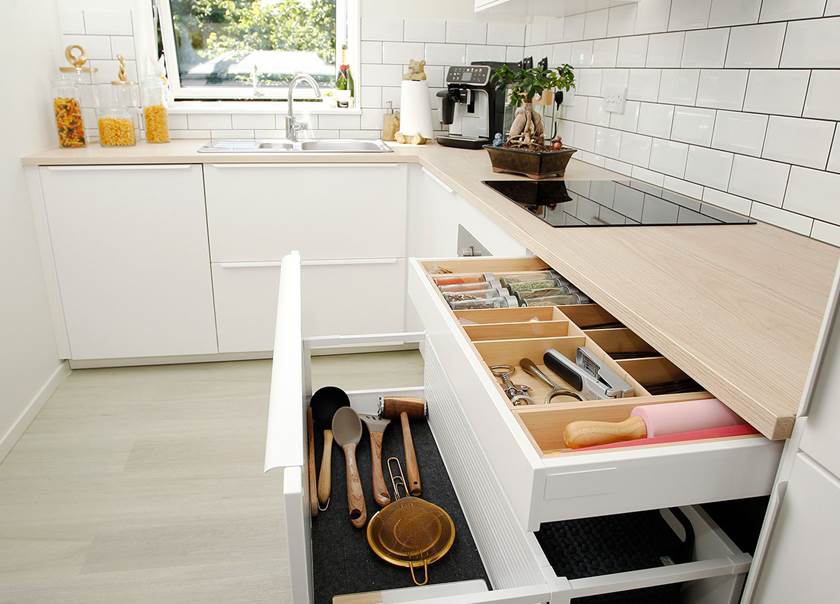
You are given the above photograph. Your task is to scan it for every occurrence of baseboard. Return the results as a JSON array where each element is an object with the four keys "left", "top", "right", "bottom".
[{"left": 0, "top": 361, "right": 70, "bottom": 463}]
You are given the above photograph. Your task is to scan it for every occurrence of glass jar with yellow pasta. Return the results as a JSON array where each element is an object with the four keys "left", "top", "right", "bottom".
[
  {"left": 98, "top": 107, "right": 136, "bottom": 146},
  {"left": 141, "top": 78, "right": 170, "bottom": 143}
]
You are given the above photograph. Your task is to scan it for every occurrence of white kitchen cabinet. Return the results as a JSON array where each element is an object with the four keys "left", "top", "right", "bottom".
[
  {"left": 204, "top": 163, "right": 407, "bottom": 262},
  {"left": 749, "top": 453, "right": 840, "bottom": 604},
  {"left": 213, "top": 258, "right": 405, "bottom": 352},
  {"left": 38, "top": 165, "right": 217, "bottom": 360},
  {"left": 407, "top": 167, "right": 461, "bottom": 259},
  {"left": 266, "top": 251, "right": 752, "bottom": 604}
]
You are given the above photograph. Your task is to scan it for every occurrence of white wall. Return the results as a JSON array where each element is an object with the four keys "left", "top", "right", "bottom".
[{"left": 0, "top": 0, "right": 64, "bottom": 460}]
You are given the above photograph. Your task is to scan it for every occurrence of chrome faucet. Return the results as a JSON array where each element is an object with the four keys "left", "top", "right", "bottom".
[{"left": 286, "top": 73, "right": 322, "bottom": 141}]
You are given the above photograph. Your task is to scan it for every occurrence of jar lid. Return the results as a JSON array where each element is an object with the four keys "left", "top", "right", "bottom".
[
  {"left": 58, "top": 44, "right": 97, "bottom": 74},
  {"left": 111, "top": 55, "right": 135, "bottom": 86}
]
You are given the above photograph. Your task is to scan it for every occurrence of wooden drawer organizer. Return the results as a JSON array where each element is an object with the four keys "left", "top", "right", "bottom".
[{"left": 408, "top": 255, "right": 784, "bottom": 529}]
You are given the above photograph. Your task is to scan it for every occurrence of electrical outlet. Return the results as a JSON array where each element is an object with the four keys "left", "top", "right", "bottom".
[{"left": 603, "top": 87, "right": 627, "bottom": 113}]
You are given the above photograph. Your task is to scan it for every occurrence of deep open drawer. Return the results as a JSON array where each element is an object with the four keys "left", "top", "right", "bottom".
[{"left": 407, "top": 256, "right": 784, "bottom": 531}]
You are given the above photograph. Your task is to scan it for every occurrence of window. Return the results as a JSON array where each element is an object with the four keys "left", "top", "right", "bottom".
[{"left": 155, "top": 0, "right": 356, "bottom": 101}]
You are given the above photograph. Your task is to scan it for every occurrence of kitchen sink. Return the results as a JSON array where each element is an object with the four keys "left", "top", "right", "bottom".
[{"left": 197, "top": 138, "right": 392, "bottom": 153}]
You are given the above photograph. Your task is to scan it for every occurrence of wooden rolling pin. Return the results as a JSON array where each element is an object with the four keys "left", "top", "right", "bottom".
[{"left": 564, "top": 398, "right": 746, "bottom": 449}]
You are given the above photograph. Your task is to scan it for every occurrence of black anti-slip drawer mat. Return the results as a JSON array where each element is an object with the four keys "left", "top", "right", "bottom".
[
  {"left": 535, "top": 508, "right": 695, "bottom": 604},
  {"left": 311, "top": 414, "right": 488, "bottom": 603}
]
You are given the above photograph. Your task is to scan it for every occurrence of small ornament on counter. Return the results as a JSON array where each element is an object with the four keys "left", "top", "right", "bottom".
[
  {"left": 403, "top": 59, "right": 427, "bottom": 81},
  {"left": 492, "top": 133, "right": 503, "bottom": 147},
  {"left": 394, "top": 131, "right": 427, "bottom": 145},
  {"left": 52, "top": 45, "right": 97, "bottom": 148}
]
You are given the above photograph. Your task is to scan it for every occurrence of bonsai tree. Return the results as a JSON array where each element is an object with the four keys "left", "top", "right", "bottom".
[{"left": 491, "top": 63, "right": 575, "bottom": 149}]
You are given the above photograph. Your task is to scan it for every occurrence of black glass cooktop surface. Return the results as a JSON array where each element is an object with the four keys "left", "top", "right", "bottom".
[{"left": 483, "top": 179, "right": 755, "bottom": 227}]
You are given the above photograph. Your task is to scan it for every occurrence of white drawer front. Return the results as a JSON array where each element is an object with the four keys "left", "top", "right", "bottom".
[
  {"left": 205, "top": 163, "right": 407, "bottom": 262},
  {"left": 213, "top": 258, "right": 406, "bottom": 352},
  {"left": 407, "top": 257, "right": 784, "bottom": 530}
]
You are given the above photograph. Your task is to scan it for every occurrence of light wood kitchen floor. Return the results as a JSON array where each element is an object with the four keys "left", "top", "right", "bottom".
[{"left": 0, "top": 352, "right": 423, "bottom": 604}]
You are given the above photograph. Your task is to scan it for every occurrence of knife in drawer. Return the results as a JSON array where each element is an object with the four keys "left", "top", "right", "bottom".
[{"left": 544, "top": 348, "right": 632, "bottom": 400}]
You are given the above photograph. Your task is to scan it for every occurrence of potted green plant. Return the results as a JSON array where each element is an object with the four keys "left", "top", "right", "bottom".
[{"left": 485, "top": 63, "right": 576, "bottom": 179}]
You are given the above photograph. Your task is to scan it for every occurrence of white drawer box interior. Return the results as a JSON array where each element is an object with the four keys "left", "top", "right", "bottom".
[
  {"left": 407, "top": 256, "right": 784, "bottom": 530},
  {"left": 213, "top": 258, "right": 406, "bottom": 352},
  {"left": 204, "top": 163, "right": 407, "bottom": 262}
]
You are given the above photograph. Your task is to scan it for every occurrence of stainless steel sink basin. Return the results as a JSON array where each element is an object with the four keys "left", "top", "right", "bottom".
[{"left": 198, "top": 138, "right": 392, "bottom": 154}]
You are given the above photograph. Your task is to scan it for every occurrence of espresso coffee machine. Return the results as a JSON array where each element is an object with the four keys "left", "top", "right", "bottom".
[{"left": 436, "top": 62, "right": 508, "bottom": 149}]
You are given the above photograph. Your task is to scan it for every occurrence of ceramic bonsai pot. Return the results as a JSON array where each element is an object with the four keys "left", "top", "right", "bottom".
[{"left": 484, "top": 145, "right": 577, "bottom": 180}]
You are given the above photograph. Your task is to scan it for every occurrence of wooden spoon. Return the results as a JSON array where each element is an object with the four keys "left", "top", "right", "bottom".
[
  {"left": 310, "top": 387, "right": 350, "bottom": 507},
  {"left": 332, "top": 406, "right": 366, "bottom": 528}
]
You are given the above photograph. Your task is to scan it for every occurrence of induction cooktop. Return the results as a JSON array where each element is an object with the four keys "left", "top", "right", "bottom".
[{"left": 483, "top": 179, "right": 755, "bottom": 227}]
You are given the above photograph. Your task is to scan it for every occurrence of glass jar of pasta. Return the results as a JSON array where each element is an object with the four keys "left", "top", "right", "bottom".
[
  {"left": 141, "top": 78, "right": 170, "bottom": 143},
  {"left": 97, "top": 56, "right": 138, "bottom": 147},
  {"left": 52, "top": 45, "right": 96, "bottom": 148}
]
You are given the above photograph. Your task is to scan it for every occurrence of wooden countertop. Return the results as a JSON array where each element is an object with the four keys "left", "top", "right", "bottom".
[{"left": 24, "top": 141, "right": 840, "bottom": 439}]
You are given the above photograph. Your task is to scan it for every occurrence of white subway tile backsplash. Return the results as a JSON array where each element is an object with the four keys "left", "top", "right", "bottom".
[
  {"left": 231, "top": 114, "right": 275, "bottom": 130},
  {"left": 361, "top": 86, "right": 382, "bottom": 109},
  {"left": 62, "top": 34, "right": 111, "bottom": 60},
  {"left": 506, "top": 46, "right": 524, "bottom": 62},
  {"left": 684, "top": 146, "right": 733, "bottom": 189},
  {"left": 360, "top": 108, "right": 386, "bottom": 130},
  {"left": 425, "top": 43, "right": 466, "bottom": 65},
  {"left": 602, "top": 68, "right": 630, "bottom": 91},
  {"left": 709, "top": 0, "right": 761, "bottom": 26},
  {"left": 632, "top": 165, "right": 666, "bottom": 186},
  {"left": 646, "top": 32, "right": 685, "bottom": 67},
  {"left": 360, "top": 41, "right": 382, "bottom": 63},
  {"left": 575, "top": 122, "right": 597, "bottom": 151},
  {"left": 608, "top": 4, "right": 637, "bottom": 37},
  {"left": 564, "top": 14, "right": 586, "bottom": 41},
  {"left": 729, "top": 155, "right": 790, "bottom": 207},
  {"left": 804, "top": 71, "right": 840, "bottom": 120},
  {"left": 170, "top": 130, "right": 210, "bottom": 140},
  {"left": 610, "top": 100, "right": 641, "bottom": 132},
  {"left": 829, "top": 130, "right": 840, "bottom": 173},
  {"left": 562, "top": 93, "right": 588, "bottom": 121},
  {"left": 635, "top": 0, "right": 672, "bottom": 34},
  {"left": 784, "top": 167, "right": 840, "bottom": 225},
  {"left": 650, "top": 139, "right": 690, "bottom": 177},
  {"left": 592, "top": 38, "right": 619, "bottom": 67},
  {"left": 681, "top": 28, "right": 729, "bottom": 67},
  {"left": 404, "top": 19, "right": 445, "bottom": 43},
  {"left": 361, "top": 17, "right": 403, "bottom": 41},
  {"left": 187, "top": 113, "right": 232, "bottom": 130},
  {"left": 627, "top": 69, "right": 662, "bottom": 102},
  {"left": 487, "top": 22, "right": 525, "bottom": 46},
  {"left": 168, "top": 114, "right": 188, "bottom": 130},
  {"left": 577, "top": 69, "right": 603, "bottom": 96},
  {"left": 361, "top": 64, "right": 402, "bottom": 87},
  {"left": 617, "top": 36, "right": 649, "bottom": 67},
  {"left": 59, "top": 9, "right": 85, "bottom": 34},
  {"left": 703, "top": 187, "right": 753, "bottom": 215},
  {"left": 760, "top": 0, "right": 827, "bottom": 22},
  {"left": 743, "top": 70, "right": 809, "bottom": 116},
  {"left": 725, "top": 23, "right": 785, "bottom": 68},
  {"left": 668, "top": 0, "right": 712, "bottom": 31},
  {"left": 546, "top": 18, "right": 566, "bottom": 43},
  {"left": 381, "top": 42, "right": 425, "bottom": 64},
  {"left": 711, "top": 111, "right": 767, "bottom": 156},
  {"left": 318, "top": 114, "right": 362, "bottom": 130},
  {"left": 109, "top": 36, "right": 135, "bottom": 60},
  {"left": 423, "top": 65, "right": 445, "bottom": 88},
  {"left": 595, "top": 127, "right": 622, "bottom": 158},
  {"left": 671, "top": 106, "right": 716, "bottom": 145},
  {"left": 570, "top": 41, "right": 594, "bottom": 67},
  {"left": 446, "top": 21, "right": 487, "bottom": 44},
  {"left": 763, "top": 116, "right": 835, "bottom": 169},
  {"left": 812, "top": 221, "right": 840, "bottom": 246},
  {"left": 526, "top": 19, "right": 548, "bottom": 45},
  {"left": 751, "top": 203, "right": 813, "bottom": 234},
  {"left": 586, "top": 98, "right": 611, "bottom": 126},
  {"left": 584, "top": 9, "right": 609, "bottom": 39},
  {"left": 658, "top": 69, "right": 700, "bottom": 105},
  {"left": 664, "top": 175, "right": 704, "bottom": 199},
  {"left": 696, "top": 69, "right": 747, "bottom": 110},
  {"left": 83, "top": 10, "right": 132, "bottom": 35},
  {"left": 619, "top": 132, "right": 653, "bottom": 167},
  {"left": 605, "top": 158, "right": 634, "bottom": 176},
  {"left": 211, "top": 129, "right": 255, "bottom": 139},
  {"left": 781, "top": 18, "right": 840, "bottom": 68},
  {"left": 828, "top": 0, "right": 840, "bottom": 16},
  {"left": 552, "top": 43, "right": 572, "bottom": 65},
  {"left": 637, "top": 102, "right": 675, "bottom": 137}
]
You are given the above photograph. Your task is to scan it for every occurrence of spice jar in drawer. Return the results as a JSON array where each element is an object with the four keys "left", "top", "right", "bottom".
[
  {"left": 141, "top": 77, "right": 170, "bottom": 143},
  {"left": 97, "top": 55, "right": 137, "bottom": 147},
  {"left": 52, "top": 45, "right": 96, "bottom": 148}
]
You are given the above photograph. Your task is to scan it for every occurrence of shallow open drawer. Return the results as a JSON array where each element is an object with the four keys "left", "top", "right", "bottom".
[{"left": 407, "top": 256, "right": 784, "bottom": 531}]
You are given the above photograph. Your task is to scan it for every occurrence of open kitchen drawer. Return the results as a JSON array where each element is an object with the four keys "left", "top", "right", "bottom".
[
  {"left": 407, "top": 256, "right": 784, "bottom": 532},
  {"left": 264, "top": 252, "right": 756, "bottom": 604}
]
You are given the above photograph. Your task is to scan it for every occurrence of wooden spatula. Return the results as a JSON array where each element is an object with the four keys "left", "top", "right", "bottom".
[{"left": 360, "top": 415, "right": 391, "bottom": 507}]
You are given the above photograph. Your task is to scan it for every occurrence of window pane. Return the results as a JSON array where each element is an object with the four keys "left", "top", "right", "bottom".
[{"left": 167, "top": 0, "right": 337, "bottom": 91}]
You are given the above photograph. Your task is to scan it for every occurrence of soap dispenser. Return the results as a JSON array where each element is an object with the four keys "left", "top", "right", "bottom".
[{"left": 382, "top": 100, "right": 399, "bottom": 142}]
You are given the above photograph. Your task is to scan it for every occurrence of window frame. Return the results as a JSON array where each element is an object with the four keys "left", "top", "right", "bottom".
[{"left": 153, "top": 0, "right": 358, "bottom": 102}]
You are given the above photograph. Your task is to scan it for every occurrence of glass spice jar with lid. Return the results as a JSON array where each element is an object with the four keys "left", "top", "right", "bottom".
[
  {"left": 97, "top": 55, "right": 138, "bottom": 147},
  {"left": 141, "top": 77, "right": 170, "bottom": 143},
  {"left": 52, "top": 45, "right": 96, "bottom": 148}
]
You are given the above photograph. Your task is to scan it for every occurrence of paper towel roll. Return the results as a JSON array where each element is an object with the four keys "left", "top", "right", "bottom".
[{"left": 399, "top": 80, "right": 434, "bottom": 139}]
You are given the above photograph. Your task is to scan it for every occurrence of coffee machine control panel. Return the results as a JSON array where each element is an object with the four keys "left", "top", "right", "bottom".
[{"left": 444, "top": 65, "right": 491, "bottom": 86}]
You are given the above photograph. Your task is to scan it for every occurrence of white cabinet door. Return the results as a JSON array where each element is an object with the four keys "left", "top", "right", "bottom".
[
  {"left": 204, "top": 163, "right": 407, "bottom": 262},
  {"left": 40, "top": 165, "right": 217, "bottom": 360},
  {"left": 407, "top": 167, "right": 461, "bottom": 259},
  {"left": 213, "top": 258, "right": 405, "bottom": 351},
  {"left": 750, "top": 453, "right": 840, "bottom": 604}
]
